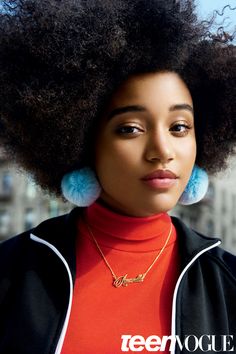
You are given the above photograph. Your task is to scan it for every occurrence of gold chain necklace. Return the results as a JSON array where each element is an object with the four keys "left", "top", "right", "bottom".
[{"left": 84, "top": 220, "right": 172, "bottom": 288}]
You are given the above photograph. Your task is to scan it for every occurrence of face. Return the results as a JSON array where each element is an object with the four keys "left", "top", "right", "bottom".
[{"left": 94, "top": 71, "right": 196, "bottom": 217}]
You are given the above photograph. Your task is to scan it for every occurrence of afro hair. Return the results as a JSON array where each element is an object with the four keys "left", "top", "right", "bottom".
[{"left": 0, "top": 0, "right": 235, "bottom": 197}]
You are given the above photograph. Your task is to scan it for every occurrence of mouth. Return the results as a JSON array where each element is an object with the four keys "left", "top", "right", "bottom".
[{"left": 141, "top": 169, "right": 178, "bottom": 189}]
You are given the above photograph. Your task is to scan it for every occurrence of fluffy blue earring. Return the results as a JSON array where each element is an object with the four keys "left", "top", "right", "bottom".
[
  {"left": 61, "top": 167, "right": 101, "bottom": 207},
  {"left": 178, "top": 165, "right": 209, "bottom": 205}
]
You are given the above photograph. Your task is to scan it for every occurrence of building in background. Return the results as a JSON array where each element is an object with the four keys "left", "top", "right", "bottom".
[
  {"left": 0, "top": 148, "right": 71, "bottom": 240},
  {"left": 1, "top": 148, "right": 236, "bottom": 254}
]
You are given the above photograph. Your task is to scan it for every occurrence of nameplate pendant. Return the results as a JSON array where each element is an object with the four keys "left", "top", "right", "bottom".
[{"left": 113, "top": 274, "right": 145, "bottom": 288}]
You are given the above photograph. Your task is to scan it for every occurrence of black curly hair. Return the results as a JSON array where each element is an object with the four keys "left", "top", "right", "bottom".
[{"left": 0, "top": 0, "right": 235, "bottom": 197}]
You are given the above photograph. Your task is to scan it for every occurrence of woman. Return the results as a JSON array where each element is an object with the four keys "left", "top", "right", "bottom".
[{"left": 0, "top": 0, "right": 235, "bottom": 353}]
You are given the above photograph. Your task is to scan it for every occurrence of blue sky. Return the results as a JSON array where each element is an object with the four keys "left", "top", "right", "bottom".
[{"left": 197, "top": 0, "right": 235, "bottom": 33}]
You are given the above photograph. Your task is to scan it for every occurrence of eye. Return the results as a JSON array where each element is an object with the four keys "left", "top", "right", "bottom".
[
  {"left": 115, "top": 125, "right": 144, "bottom": 136},
  {"left": 170, "top": 122, "right": 192, "bottom": 137}
]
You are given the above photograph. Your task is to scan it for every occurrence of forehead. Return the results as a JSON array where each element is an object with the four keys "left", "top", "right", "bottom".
[{"left": 107, "top": 71, "right": 193, "bottom": 108}]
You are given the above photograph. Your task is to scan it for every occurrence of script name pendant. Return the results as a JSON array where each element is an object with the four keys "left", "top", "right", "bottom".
[{"left": 113, "top": 273, "right": 145, "bottom": 288}]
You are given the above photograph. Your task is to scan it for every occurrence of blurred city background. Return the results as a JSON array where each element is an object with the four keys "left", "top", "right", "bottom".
[{"left": 1, "top": 147, "right": 236, "bottom": 255}]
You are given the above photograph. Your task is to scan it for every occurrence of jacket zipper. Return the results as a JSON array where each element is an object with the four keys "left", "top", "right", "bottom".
[
  {"left": 30, "top": 233, "right": 73, "bottom": 354},
  {"left": 170, "top": 240, "right": 221, "bottom": 354}
]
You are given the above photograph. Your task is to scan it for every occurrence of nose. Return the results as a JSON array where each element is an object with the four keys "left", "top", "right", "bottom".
[{"left": 144, "top": 128, "right": 175, "bottom": 164}]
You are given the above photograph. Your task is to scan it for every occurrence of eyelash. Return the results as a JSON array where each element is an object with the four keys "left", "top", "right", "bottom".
[
  {"left": 115, "top": 123, "right": 192, "bottom": 137},
  {"left": 115, "top": 125, "right": 143, "bottom": 135},
  {"left": 170, "top": 123, "right": 192, "bottom": 136}
]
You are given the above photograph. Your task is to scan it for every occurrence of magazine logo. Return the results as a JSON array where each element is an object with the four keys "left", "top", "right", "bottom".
[{"left": 121, "top": 334, "right": 234, "bottom": 352}]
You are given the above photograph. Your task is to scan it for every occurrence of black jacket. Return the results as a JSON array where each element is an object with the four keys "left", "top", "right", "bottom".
[{"left": 1, "top": 207, "right": 236, "bottom": 354}]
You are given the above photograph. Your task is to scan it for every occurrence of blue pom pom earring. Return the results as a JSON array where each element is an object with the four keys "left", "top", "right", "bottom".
[
  {"left": 178, "top": 165, "right": 209, "bottom": 205},
  {"left": 61, "top": 167, "right": 101, "bottom": 207}
]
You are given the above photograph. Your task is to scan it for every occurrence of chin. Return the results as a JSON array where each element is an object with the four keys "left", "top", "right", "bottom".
[
  {"left": 136, "top": 195, "right": 179, "bottom": 216},
  {"left": 99, "top": 192, "right": 179, "bottom": 217}
]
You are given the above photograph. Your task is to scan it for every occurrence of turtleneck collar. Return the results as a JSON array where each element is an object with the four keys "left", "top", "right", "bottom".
[{"left": 80, "top": 200, "right": 175, "bottom": 252}]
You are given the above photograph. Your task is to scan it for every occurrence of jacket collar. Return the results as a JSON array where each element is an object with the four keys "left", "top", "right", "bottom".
[
  {"left": 171, "top": 216, "right": 221, "bottom": 268},
  {"left": 31, "top": 208, "right": 221, "bottom": 279},
  {"left": 31, "top": 207, "right": 84, "bottom": 282}
]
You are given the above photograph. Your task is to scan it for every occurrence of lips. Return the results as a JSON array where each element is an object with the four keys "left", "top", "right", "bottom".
[
  {"left": 141, "top": 169, "right": 178, "bottom": 189},
  {"left": 141, "top": 169, "right": 177, "bottom": 180}
]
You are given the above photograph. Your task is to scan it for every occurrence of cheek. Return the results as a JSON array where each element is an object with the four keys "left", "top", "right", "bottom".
[
  {"left": 178, "top": 139, "right": 197, "bottom": 182},
  {"left": 96, "top": 139, "right": 141, "bottom": 174},
  {"left": 171, "top": 135, "right": 196, "bottom": 186},
  {"left": 95, "top": 141, "right": 119, "bottom": 183},
  {"left": 177, "top": 135, "right": 196, "bottom": 161},
  {"left": 95, "top": 144, "right": 132, "bottom": 193}
]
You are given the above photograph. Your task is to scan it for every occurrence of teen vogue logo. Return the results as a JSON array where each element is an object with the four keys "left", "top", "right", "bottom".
[{"left": 121, "top": 334, "right": 235, "bottom": 352}]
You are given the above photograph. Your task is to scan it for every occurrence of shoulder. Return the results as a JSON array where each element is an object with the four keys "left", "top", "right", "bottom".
[
  {"left": 0, "top": 230, "right": 31, "bottom": 268},
  {"left": 0, "top": 208, "right": 80, "bottom": 265},
  {"left": 207, "top": 245, "right": 236, "bottom": 280},
  {"left": 172, "top": 216, "right": 236, "bottom": 281}
]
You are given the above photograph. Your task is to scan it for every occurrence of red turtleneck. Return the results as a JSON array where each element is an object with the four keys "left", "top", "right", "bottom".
[{"left": 61, "top": 201, "right": 180, "bottom": 354}]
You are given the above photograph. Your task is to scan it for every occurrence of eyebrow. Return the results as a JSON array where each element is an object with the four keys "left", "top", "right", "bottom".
[
  {"left": 107, "top": 105, "right": 145, "bottom": 120},
  {"left": 107, "top": 103, "right": 194, "bottom": 120},
  {"left": 169, "top": 104, "right": 194, "bottom": 114}
]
